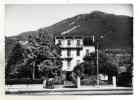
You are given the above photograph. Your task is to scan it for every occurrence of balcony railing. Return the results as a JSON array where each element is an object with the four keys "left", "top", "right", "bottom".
[
  {"left": 60, "top": 57, "right": 72, "bottom": 61},
  {"left": 59, "top": 45, "right": 83, "bottom": 50}
]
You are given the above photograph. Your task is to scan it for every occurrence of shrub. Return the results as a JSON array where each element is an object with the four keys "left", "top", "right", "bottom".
[
  {"left": 81, "top": 76, "right": 97, "bottom": 85},
  {"left": 117, "top": 72, "right": 133, "bottom": 87}
]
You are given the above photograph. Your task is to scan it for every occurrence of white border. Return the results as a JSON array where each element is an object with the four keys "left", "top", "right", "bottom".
[{"left": 0, "top": 0, "right": 137, "bottom": 100}]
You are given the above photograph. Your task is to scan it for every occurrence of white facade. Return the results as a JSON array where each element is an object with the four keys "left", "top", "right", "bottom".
[{"left": 55, "top": 36, "right": 95, "bottom": 71}]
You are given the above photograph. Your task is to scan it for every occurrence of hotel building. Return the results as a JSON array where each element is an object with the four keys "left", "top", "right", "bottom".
[{"left": 55, "top": 36, "right": 95, "bottom": 72}]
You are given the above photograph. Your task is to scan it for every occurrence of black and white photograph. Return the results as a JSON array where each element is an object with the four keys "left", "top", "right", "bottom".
[{"left": 4, "top": 4, "right": 133, "bottom": 95}]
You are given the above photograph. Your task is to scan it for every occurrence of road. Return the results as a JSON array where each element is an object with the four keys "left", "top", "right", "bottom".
[
  {"left": 5, "top": 84, "right": 133, "bottom": 95},
  {"left": 15, "top": 89, "right": 132, "bottom": 95}
]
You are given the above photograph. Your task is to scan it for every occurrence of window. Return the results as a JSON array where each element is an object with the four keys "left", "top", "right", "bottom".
[
  {"left": 86, "top": 49, "right": 89, "bottom": 55},
  {"left": 58, "top": 39, "right": 62, "bottom": 45},
  {"left": 77, "top": 50, "right": 80, "bottom": 56},
  {"left": 76, "top": 60, "right": 80, "bottom": 65},
  {"left": 67, "top": 39, "right": 71, "bottom": 46},
  {"left": 67, "top": 50, "right": 71, "bottom": 57},
  {"left": 77, "top": 40, "right": 81, "bottom": 46},
  {"left": 59, "top": 49, "right": 61, "bottom": 56},
  {"left": 67, "top": 60, "right": 71, "bottom": 67},
  {"left": 83, "top": 37, "right": 94, "bottom": 46}
]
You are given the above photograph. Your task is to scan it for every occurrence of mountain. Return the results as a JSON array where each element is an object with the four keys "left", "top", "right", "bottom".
[
  {"left": 5, "top": 11, "right": 133, "bottom": 60},
  {"left": 45, "top": 11, "right": 133, "bottom": 49}
]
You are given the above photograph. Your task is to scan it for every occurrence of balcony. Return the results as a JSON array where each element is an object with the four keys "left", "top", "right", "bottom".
[
  {"left": 60, "top": 57, "right": 72, "bottom": 61},
  {"left": 59, "top": 45, "right": 83, "bottom": 50}
]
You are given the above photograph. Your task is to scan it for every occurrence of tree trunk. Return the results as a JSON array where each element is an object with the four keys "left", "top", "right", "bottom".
[{"left": 108, "top": 75, "right": 112, "bottom": 84}]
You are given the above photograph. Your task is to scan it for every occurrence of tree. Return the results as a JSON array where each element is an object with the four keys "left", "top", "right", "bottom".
[
  {"left": 6, "top": 42, "right": 25, "bottom": 79},
  {"left": 73, "top": 51, "right": 118, "bottom": 83},
  {"left": 6, "top": 29, "right": 62, "bottom": 81},
  {"left": 38, "top": 59, "right": 62, "bottom": 79},
  {"left": 117, "top": 55, "right": 133, "bottom": 87}
]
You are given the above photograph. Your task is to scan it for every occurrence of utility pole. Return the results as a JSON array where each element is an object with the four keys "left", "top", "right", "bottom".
[
  {"left": 32, "top": 54, "right": 36, "bottom": 80},
  {"left": 32, "top": 61, "right": 35, "bottom": 80},
  {"left": 95, "top": 34, "right": 104, "bottom": 86},
  {"left": 96, "top": 42, "right": 100, "bottom": 86},
  {"left": 93, "top": 34, "right": 100, "bottom": 86}
]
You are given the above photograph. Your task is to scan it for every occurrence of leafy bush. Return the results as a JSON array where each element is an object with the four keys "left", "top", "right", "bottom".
[
  {"left": 81, "top": 76, "right": 97, "bottom": 85},
  {"left": 6, "top": 77, "right": 64, "bottom": 85},
  {"left": 5, "top": 78, "right": 43, "bottom": 85},
  {"left": 117, "top": 72, "right": 133, "bottom": 87}
]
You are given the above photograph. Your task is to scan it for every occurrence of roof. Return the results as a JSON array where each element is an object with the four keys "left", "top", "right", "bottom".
[{"left": 55, "top": 36, "right": 83, "bottom": 39}]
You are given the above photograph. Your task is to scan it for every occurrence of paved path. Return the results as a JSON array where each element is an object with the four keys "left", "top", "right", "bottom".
[{"left": 5, "top": 84, "right": 133, "bottom": 95}]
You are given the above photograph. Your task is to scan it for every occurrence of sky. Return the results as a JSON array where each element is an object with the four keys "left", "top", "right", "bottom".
[{"left": 5, "top": 4, "right": 133, "bottom": 36}]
